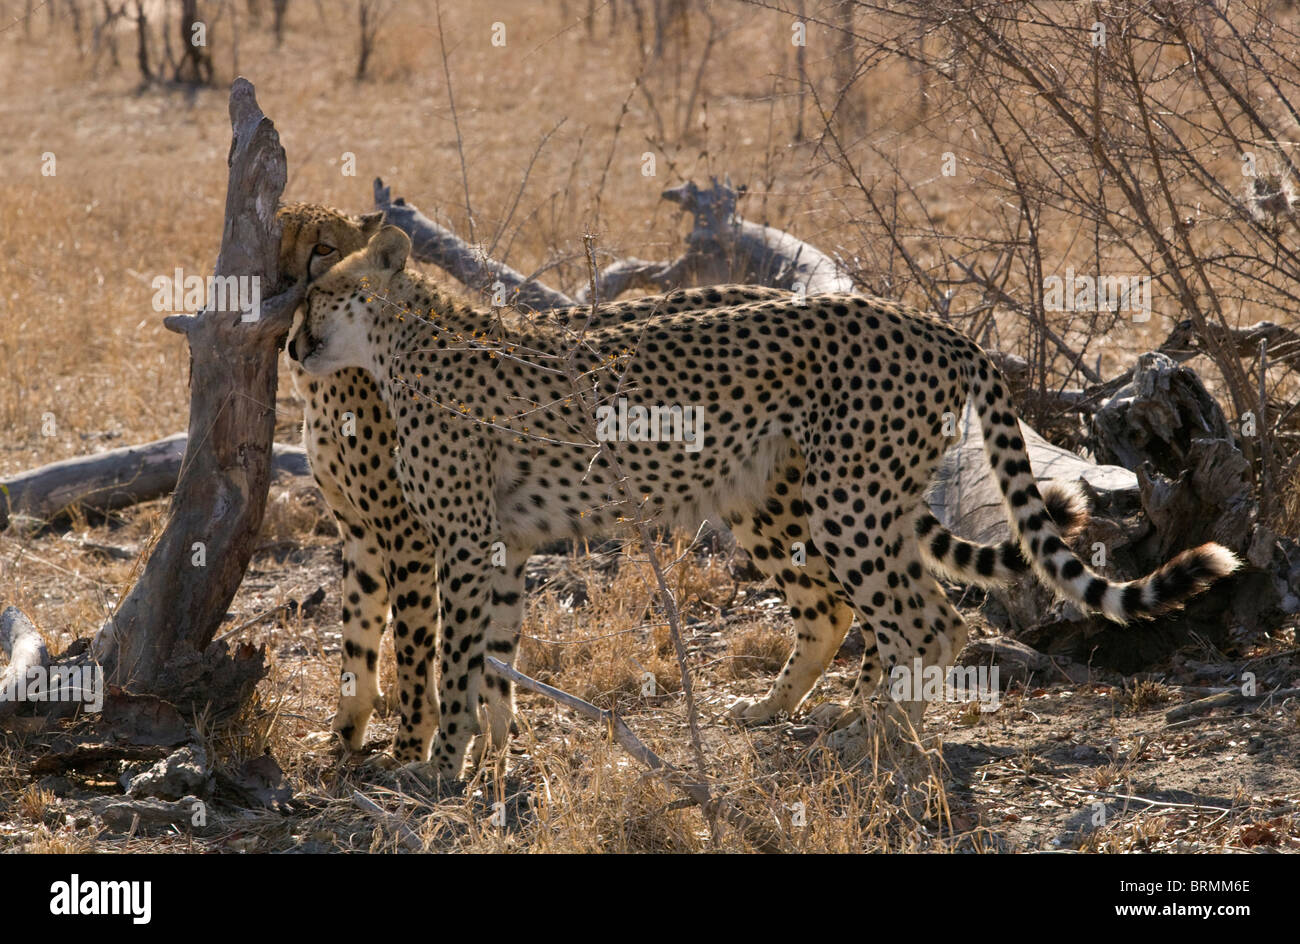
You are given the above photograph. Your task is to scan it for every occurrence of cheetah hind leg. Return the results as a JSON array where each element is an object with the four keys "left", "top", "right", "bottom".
[
  {"left": 827, "top": 572, "right": 970, "bottom": 765},
  {"left": 806, "top": 583, "right": 885, "bottom": 734},
  {"left": 722, "top": 491, "right": 855, "bottom": 726},
  {"left": 820, "top": 614, "right": 922, "bottom": 764}
]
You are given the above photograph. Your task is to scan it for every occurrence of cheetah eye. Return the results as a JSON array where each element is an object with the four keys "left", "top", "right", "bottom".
[{"left": 313, "top": 244, "right": 336, "bottom": 256}]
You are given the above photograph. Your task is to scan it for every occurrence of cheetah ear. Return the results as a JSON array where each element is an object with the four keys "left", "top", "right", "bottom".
[
  {"left": 357, "top": 211, "right": 384, "bottom": 237},
  {"left": 365, "top": 225, "right": 411, "bottom": 274}
]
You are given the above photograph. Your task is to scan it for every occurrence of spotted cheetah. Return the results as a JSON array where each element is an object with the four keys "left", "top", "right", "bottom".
[
  {"left": 279, "top": 205, "right": 1029, "bottom": 759},
  {"left": 278, "top": 205, "right": 1058, "bottom": 766},
  {"left": 288, "top": 225, "right": 1240, "bottom": 778}
]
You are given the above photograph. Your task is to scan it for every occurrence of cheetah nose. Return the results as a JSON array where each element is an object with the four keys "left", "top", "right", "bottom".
[{"left": 287, "top": 333, "right": 302, "bottom": 362}]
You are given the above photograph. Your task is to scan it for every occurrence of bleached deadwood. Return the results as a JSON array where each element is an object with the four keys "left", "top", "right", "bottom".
[
  {"left": 1165, "top": 686, "right": 1300, "bottom": 723},
  {"left": 351, "top": 790, "right": 424, "bottom": 852},
  {"left": 486, "top": 657, "right": 783, "bottom": 853},
  {"left": 933, "top": 400, "right": 1209, "bottom": 663},
  {"left": 577, "top": 178, "right": 854, "bottom": 302},
  {"left": 372, "top": 177, "right": 576, "bottom": 311},
  {"left": 936, "top": 350, "right": 1273, "bottom": 667},
  {"left": 0, "top": 433, "right": 309, "bottom": 532},
  {"left": 374, "top": 176, "right": 850, "bottom": 306},
  {"left": 90, "top": 79, "right": 300, "bottom": 708},
  {"left": 0, "top": 607, "right": 51, "bottom": 721},
  {"left": 930, "top": 402, "right": 1140, "bottom": 549}
]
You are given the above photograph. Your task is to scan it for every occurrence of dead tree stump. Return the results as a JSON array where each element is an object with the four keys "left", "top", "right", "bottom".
[{"left": 90, "top": 79, "right": 304, "bottom": 713}]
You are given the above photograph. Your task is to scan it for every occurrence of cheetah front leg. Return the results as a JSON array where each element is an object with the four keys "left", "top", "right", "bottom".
[
  {"left": 385, "top": 529, "right": 442, "bottom": 763},
  {"left": 329, "top": 515, "right": 390, "bottom": 751},
  {"left": 801, "top": 499, "right": 946, "bottom": 760}
]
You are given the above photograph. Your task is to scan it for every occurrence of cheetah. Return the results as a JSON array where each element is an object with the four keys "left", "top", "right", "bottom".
[
  {"left": 279, "top": 203, "right": 428, "bottom": 752},
  {"left": 278, "top": 205, "right": 1055, "bottom": 765},
  {"left": 276, "top": 202, "right": 1055, "bottom": 764},
  {"left": 288, "top": 225, "right": 1240, "bottom": 779}
]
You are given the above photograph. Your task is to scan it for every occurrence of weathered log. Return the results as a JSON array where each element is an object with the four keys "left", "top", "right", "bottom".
[
  {"left": 1095, "top": 353, "right": 1292, "bottom": 653},
  {"left": 375, "top": 175, "right": 851, "bottom": 305},
  {"left": 372, "top": 177, "right": 576, "bottom": 311},
  {"left": 1093, "top": 352, "right": 1237, "bottom": 473},
  {"left": 956, "top": 634, "right": 1056, "bottom": 689},
  {"left": 931, "top": 400, "right": 1200, "bottom": 669},
  {"left": 930, "top": 403, "right": 1141, "bottom": 547},
  {"left": 577, "top": 178, "right": 854, "bottom": 302},
  {"left": 1203, "top": 319, "right": 1300, "bottom": 364},
  {"left": 91, "top": 78, "right": 295, "bottom": 704},
  {"left": 94, "top": 795, "right": 206, "bottom": 835},
  {"left": 1092, "top": 352, "right": 1255, "bottom": 560},
  {"left": 1165, "top": 686, "right": 1300, "bottom": 723},
  {"left": 0, "top": 433, "right": 309, "bottom": 532},
  {"left": 0, "top": 607, "right": 51, "bottom": 721}
]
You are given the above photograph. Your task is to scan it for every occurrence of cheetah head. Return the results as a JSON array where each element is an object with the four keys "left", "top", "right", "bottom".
[
  {"left": 277, "top": 203, "right": 384, "bottom": 286},
  {"left": 288, "top": 225, "right": 412, "bottom": 375}
]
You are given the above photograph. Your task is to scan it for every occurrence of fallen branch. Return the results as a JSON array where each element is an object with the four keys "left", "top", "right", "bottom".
[
  {"left": 1164, "top": 686, "right": 1300, "bottom": 723},
  {"left": 0, "top": 433, "right": 309, "bottom": 532},
  {"left": 351, "top": 789, "right": 424, "bottom": 852},
  {"left": 372, "top": 177, "right": 576, "bottom": 311},
  {"left": 0, "top": 607, "right": 51, "bottom": 721},
  {"left": 375, "top": 175, "right": 852, "bottom": 307},
  {"left": 577, "top": 178, "right": 854, "bottom": 302},
  {"left": 486, "top": 656, "right": 783, "bottom": 852},
  {"left": 31, "top": 742, "right": 172, "bottom": 776}
]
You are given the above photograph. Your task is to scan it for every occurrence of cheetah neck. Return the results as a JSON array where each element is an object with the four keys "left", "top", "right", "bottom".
[
  {"left": 377, "top": 270, "right": 509, "bottom": 342},
  {"left": 358, "top": 268, "right": 562, "bottom": 410}
]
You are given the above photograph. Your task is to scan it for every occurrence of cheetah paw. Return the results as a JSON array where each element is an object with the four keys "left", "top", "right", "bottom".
[
  {"left": 331, "top": 697, "right": 382, "bottom": 750},
  {"left": 726, "top": 697, "right": 783, "bottom": 725}
]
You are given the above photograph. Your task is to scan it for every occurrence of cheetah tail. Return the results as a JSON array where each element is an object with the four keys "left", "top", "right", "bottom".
[
  {"left": 914, "top": 482, "right": 1087, "bottom": 589},
  {"left": 969, "top": 356, "right": 1240, "bottom": 622}
]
